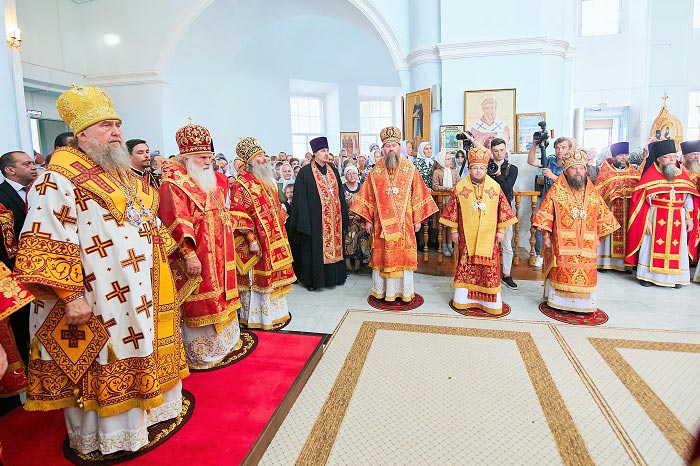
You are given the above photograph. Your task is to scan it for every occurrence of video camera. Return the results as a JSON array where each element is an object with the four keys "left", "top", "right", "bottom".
[
  {"left": 533, "top": 121, "right": 549, "bottom": 148},
  {"left": 455, "top": 131, "right": 475, "bottom": 151}
]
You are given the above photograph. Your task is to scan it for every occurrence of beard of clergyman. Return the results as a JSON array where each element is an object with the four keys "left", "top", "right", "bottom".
[
  {"left": 248, "top": 160, "right": 276, "bottom": 187},
  {"left": 612, "top": 157, "right": 628, "bottom": 169},
  {"left": 82, "top": 138, "right": 130, "bottom": 172},
  {"left": 684, "top": 160, "right": 700, "bottom": 174},
  {"left": 566, "top": 172, "right": 586, "bottom": 191},
  {"left": 185, "top": 157, "right": 217, "bottom": 192},
  {"left": 383, "top": 146, "right": 400, "bottom": 169},
  {"left": 660, "top": 163, "right": 678, "bottom": 181}
]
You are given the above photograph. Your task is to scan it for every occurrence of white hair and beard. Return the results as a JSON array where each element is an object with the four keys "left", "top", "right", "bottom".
[
  {"left": 566, "top": 171, "right": 586, "bottom": 191},
  {"left": 82, "top": 138, "right": 130, "bottom": 172},
  {"left": 660, "top": 162, "right": 679, "bottom": 181},
  {"left": 247, "top": 160, "right": 276, "bottom": 187},
  {"left": 185, "top": 157, "right": 217, "bottom": 192},
  {"left": 383, "top": 146, "right": 401, "bottom": 170},
  {"left": 684, "top": 159, "right": 700, "bottom": 174}
]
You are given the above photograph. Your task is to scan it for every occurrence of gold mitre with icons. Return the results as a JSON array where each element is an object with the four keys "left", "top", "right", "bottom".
[
  {"left": 236, "top": 137, "right": 265, "bottom": 163},
  {"left": 380, "top": 126, "right": 401, "bottom": 145},
  {"left": 562, "top": 149, "right": 587, "bottom": 170},
  {"left": 467, "top": 145, "right": 491, "bottom": 167},
  {"left": 649, "top": 94, "right": 683, "bottom": 152},
  {"left": 56, "top": 84, "right": 121, "bottom": 135}
]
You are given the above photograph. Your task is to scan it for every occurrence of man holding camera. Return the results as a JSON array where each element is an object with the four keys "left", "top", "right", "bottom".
[
  {"left": 489, "top": 138, "right": 519, "bottom": 289},
  {"left": 527, "top": 134, "right": 572, "bottom": 267}
]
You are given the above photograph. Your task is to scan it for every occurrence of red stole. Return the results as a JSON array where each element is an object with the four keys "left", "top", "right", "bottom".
[{"left": 311, "top": 162, "right": 343, "bottom": 264}]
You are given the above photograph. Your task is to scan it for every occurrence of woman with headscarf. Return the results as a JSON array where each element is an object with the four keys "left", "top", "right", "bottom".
[
  {"left": 414, "top": 141, "right": 435, "bottom": 189},
  {"left": 342, "top": 165, "right": 366, "bottom": 274},
  {"left": 432, "top": 150, "right": 459, "bottom": 256}
]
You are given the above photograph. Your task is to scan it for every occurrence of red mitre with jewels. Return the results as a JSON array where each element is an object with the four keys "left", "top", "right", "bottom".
[
  {"left": 468, "top": 146, "right": 490, "bottom": 167},
  {"left": 176, "top": 123, "right": 213, "bottom": 156}
]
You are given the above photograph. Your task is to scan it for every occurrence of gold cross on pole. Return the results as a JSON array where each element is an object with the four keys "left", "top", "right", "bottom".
[{"left": 187, "top": 116, "right": 193, "bottom": 124}]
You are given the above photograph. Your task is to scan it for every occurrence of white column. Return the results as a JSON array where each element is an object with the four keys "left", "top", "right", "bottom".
[{"left": 1, "top": 0, "right": 32, "bottom": 155}]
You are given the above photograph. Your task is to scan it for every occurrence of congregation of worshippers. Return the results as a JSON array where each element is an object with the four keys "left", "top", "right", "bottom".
[{"left": 0, "top": 84, "right": 699, "bottom": 457}]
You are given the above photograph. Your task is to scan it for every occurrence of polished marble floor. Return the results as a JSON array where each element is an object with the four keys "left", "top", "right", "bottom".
[{"left": 285, "top": 268, "right": 700, "bottom": 335}]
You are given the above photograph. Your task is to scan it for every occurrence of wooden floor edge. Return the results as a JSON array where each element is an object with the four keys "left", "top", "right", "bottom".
[{"left": 241, "top": 334, "right": 329, "bottom": 466}]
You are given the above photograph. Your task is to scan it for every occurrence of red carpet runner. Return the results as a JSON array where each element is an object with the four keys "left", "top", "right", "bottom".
[{"left": 0, "top": 331, "right": 322, "bottom": 466}]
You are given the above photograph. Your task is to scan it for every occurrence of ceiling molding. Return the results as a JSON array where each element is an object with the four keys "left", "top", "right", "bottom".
[
  {"left": 406, "top": 47, "right": 440, "bottom": 68},
  {"left": 438, "top": 37, "right": 571, "bottom": 61},
  {"left": 84, "top": 71, "right": 164, "bottom": 87}
]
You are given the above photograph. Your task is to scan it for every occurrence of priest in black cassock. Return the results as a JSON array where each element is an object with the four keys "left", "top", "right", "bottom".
[{"left": 288, "top": 136, "right": 348, "bottom": 290}]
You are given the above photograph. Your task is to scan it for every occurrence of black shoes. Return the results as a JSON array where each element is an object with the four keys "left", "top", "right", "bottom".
[
  {"left": 502, "top": 276, "right": 518, "bottom": 290},
  {"left": 639, "top": 280, "right": 652, "bottom": 287}
]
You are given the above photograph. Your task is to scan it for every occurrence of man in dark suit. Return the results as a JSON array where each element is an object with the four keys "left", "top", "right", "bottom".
[
  {"left": 0, "top": 150, "right": 37, "bottom": 415},
  {"left": 0, "top": 151, "right": 37, "bottom": 243}
]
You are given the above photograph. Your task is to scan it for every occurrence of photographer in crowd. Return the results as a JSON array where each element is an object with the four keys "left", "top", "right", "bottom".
[
  {"left": 527, "top": 131, "right": 572, "bottom": 267},
  {"left": 489, "top": 138, "right": 519, "bottom": 289}
]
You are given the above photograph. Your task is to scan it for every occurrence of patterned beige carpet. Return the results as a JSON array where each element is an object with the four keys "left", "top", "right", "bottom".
[{"left": 260, "top": 310, "right": 700, "bottom": 465}]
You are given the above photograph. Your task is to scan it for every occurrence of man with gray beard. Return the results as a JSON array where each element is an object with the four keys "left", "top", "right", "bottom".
[
  {"left": 229, "top": 137, "right": 295, "bottom": 329},
  {"left": 14, "top": 85, "right": 189, "bottom": 456},
  {"left": 158, "top": 123, "right": 249, "bottom": 370},
  {"left": 625, "top": 139, "right": 700, "bottom": 287},
  {"left": 351, "top": 127, "right": 438, "bottom": 303},
  {"left": 534, "top": 149, "right": 619, "bottom": 314}
]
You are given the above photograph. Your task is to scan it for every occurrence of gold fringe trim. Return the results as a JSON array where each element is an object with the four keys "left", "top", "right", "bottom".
[{"left": 107, "top": 343, "right": 117, "bottom": 364}]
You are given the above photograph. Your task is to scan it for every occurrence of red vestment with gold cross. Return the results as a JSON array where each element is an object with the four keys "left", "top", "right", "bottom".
[
  {"left": 351, "top": 157, "right": 438, "bottom": 274},
  {"left": 439, "top": 176, "right": 517, "bottom": 308},
  {"left": 625, "top": 164, "right": 700, "bottom": 269},
  {"left": 534, "top": 176, "right": 619, "bottom": 301},
  {"left": 158, "top": 160, "right": 239, "bottom": 329},
  {"left": 229, "top": 171, "right": 296, "bottom": 299},
  {"left": 594, "top": 158, "right": 642, "bottom": 268}
]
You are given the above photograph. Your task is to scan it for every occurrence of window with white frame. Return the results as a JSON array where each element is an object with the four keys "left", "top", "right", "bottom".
[
  {"left": 290, "top": 95, "right": 324, "bottom": 157},
  {"left": 580, "top": 0, "right": 621, "bottom": 36},
  {"left": 688, "top": 91, "right": 700, "bottom": 141},
  {"left": 694, "top": 0, "right": 700, "bottom": 28},
  {"left": 359, "top": 99, "right": 394, "bottom": 155}
]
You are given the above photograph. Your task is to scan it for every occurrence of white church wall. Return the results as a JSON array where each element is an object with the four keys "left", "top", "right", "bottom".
[{"left": 162, "top": 12, "right": 401, "bottom": 158}]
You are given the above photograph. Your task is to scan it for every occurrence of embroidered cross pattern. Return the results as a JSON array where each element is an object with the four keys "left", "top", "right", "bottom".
[
  {"left": 83, "top": 273, "right": 97, "bottom": 292},
  {"left": 70, "top": 162, "right": 115, "bottom": 192},
  {"left": 122, "top": 326, "right": 145, "bottom": 350},
  {"left": 60, "top": 325, "right": 86, "bottom": 348},
  {"left": 97, "top": 315, "right": 117, "bottom": 336},
  {"left": 458, "top": 186, "right": 473, "bottom": 199},
  {"left": 121, "top": 248, "right": 146, "bottom": 272},
  {"left": 135, "top": 294, "right": 152, "bottom": 318},
  {"left": 85, "top": 235, "right": 114, "bottom": 257},
  {"left": 73, "top": 188, "right": 91, "bottom": 211},
  {"left": 139, "top": 222, "right": 153, "bottom": 244},
  {"left": 28, "top": 222, "right": 52, "bottom": 239},
  {"left": 106, "top": 281, "right": 130, "bottom": 303},
  {"left": 484, "top": 187, "right": 498, "bottom": 199},
  {"left": 102, "top": 212, "right": 118, "bottom": 224},
  {"left": 35, "top": 174, "right": 58, "bottom": 195},
  {"left": 53, "top": 205, "right": 77, "bottom": 228}
]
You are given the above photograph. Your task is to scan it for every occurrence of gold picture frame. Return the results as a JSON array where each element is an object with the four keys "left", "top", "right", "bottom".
[
  {"left": 464, "top": 88, "right": 516, "bottom": 151},
  {"left": 405, "top": 88, "right": 431, "bottom": 156},
  {"left": 339, "top": 132, "right": 360, "bottom": 156},
  {"left": 439, "top": 125, "right": 464, "bottom": 151},
  {"left": 515, "top": 112, "right": 546, "bottom": 154}
]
